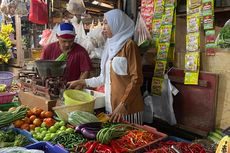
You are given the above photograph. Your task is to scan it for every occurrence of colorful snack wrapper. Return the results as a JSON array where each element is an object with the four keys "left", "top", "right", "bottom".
[
  {"left": 202, "top": 0, "right": 214, "bottom": 16},
  {"left": 187, "top": 0, "right": 202, "bottom": 9},
  {"left": 186, "top": 32, "right": 200, "bottom": 52},
  {"left": 205, "top": 43, "right": 216, "bottom": 56},
  {"left": 154, "top": 60, "right": 167, "bottom": 78},
  {"left": 187, "top": 14, "right": 200, "bottom": 33},
  {"left": 205, "top": 29, "right": 215, "bottom": 43},
  {"left": 157, "top": 43, "right": 170, "bottom": 60},
  {"left": 184, "top": 71, "right": 199, "bottom": 85},
  {"left": 163, "top": 6, "right": 175, "bottom": 25},
  {"left": 151, "top": 77, "right": 164, "bottom": 95},
  {"left": 185, "top": 52, "right": 200, "bottom": 72},
  {"left": 203, "top": 15, "right": 214, "bottom": 30},
  {"left": 154, "top": 0, "right": 165, "bottom": 19},
  {"left": 159, "top": 25, "right": 173, "bottom": 43}
]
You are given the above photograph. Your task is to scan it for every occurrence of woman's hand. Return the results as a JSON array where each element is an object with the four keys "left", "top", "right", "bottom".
[
  {"left": 67, "top": 79, "right": 86, "bottom": 89},
  {"left": 109, "top": 102, "right": 126, "bottom": 123}
]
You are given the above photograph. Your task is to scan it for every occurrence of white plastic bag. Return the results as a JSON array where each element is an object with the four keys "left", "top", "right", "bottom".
[
  {"left": 46, "top": 24, "right": 58, "bottom": 45},
  {"left": 66, "top": 0, "right": 85, "bottom": 15},
  {"left": 151, "top": 74, "right": 178, "bottom": 125},
  {"left": 134, "top": 12, "right": 151, "bottom": 46}
]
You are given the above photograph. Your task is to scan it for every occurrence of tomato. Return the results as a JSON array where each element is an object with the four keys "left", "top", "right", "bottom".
[
  {"left": 44, "top": 111, "right": 53, "bottom": 118},
  {"left": 29, "top": 124, "right": 36, "bottom": 131},
  {"left": 40, "top": 111, "right": 46, "bottom": 118},
  {"left": 31, "top": 107, "right": 43, "bottom": 116},
  {"left": 29, "top": 115, "right": 37, "bottom": 122},
  {"left": 43, "top": 118, "right": 55, "bottom": 127},
  {"left": 49, "top": 126, "right": 57, "bottom": 133},
  {"left": 23, "top": 117, "right": 31, "bottom": 124},
  {"left": 14, "top": 120, "right": 24, "bottom": 128},
  {"left": 20, "top": 123, "right": 30, "bottom": 131},
  {"left": 27, "top": 109, "right": 33, "bottom": 117},
  {"left": 33, "top": 118, "right": 42, "bottom": 127}
]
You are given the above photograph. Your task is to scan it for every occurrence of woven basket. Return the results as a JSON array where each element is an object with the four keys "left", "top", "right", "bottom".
[
  {"left": 52, "top": 99, "right": 95, "bottom": 122},
  {"left": 0, "top": 92, "right": 16, "bottom": 104},
  {"left": 0, "top": 71, "right": 14, "bottom": 87}
]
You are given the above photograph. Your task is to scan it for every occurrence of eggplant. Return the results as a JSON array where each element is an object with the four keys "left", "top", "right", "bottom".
[
  {"left": 81, "top": 127, "right": 98, "bottom": 139},
  {"left": 75, "top": 122, "right": 102, "bottom": 133}
]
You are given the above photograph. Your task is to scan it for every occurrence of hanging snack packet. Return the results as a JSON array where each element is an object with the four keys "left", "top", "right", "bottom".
[
  {"left": 159, "top": 25, "right": 173, "bottom": 43},
  {"left": 186, "top": 32, "right": 200, "bottom": 52},
  {"left": 157, "top": 43, "right": 170, "bottom": 60},
  {"left": 185, "top": 52, "right": 199, "bottom": 72},
  {"left": 187, "top": 5, "right": 202, "bottom": 15},
  {"left": 154, "top": 60, "right": 167, "bottom": 78},
  {"left": 187, "top": 14, "right": 200, "bottom": 33},
  {"left": 151, "top": 77, "right": 164, "bottom": 95},
  {"left": 162, "top": 6, "right": 175, "bottom": 25},
  {"left": 184, "top": 71, "right": 199, "bottom": 85},
  {"left": 165, "top": 0, "right": 175, "bottom": 7},
  {"left": 202, "top": 0, "right": 214, "bottom": 16},
  {"left": 203, "top": 15, "right": 214, "bottom": 30},
  {"left": 205, "top": 43, "right": 216, "bottom": 56},
  {"left": 205, "top": 29, "right": 215, "bottom": 43},
  {"left": 152, "top": 19, "right": 162, "bottom": 38},
  {"left": 187, "top": 0, "right": 201, "bottom": 9},
  {"left": 153, "top": 0, "right": 164, "bottom": 19}
]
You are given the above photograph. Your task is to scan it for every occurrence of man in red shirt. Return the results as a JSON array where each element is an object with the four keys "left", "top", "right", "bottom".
[{"left": 41, "top": 22, "right": 92, "bottom": 88}]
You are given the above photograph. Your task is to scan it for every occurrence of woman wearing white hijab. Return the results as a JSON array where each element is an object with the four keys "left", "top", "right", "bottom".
[{"left": 68, "top": 9, "right": 144, "bottom": 124}]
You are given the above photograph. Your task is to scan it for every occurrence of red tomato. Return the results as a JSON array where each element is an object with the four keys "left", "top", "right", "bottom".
[
  {"left": 40, "top": 111, "right": 46, "bottom": 118},
  {"left": 43, "top": 118, "right": 55, "bottom": 127},
  {"left": 29, "top": 115, "right": 36, "bottom": 122},
  {"left": 44, "top": 111, "right": 53, "bottom": 118},
  {"left": 20, "top": 123, "right": 30, "bottom": 131},
  {"left": 33, "top": 118, "right": 42, "bottom": 127}
]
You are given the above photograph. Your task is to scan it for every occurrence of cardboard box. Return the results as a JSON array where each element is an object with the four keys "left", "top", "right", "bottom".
[{"left": 18, "top": 91, "right": 57, "bottom": 111}]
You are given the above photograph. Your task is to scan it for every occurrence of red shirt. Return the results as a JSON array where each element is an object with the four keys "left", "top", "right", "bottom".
[{"left": 41, "top": 42, "right": 92, "bottom": 82}]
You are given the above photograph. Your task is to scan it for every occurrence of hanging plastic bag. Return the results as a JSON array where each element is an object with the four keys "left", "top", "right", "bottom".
[
  {"left": 39, "top": 29, "right": 52, "bottom": 47},
  {"left": 143, "top": 88, "right": 154, "bottom": 123},
  {"left": 28, "top": 0, "right": 48, "bottom": 25},
  {"left": 66, "top": 0, "right": 85, "bottom": 15},
  {"left": 216, "top": 19, "right": 230, "bottom": 49},
  {"left": 134, "top": 12, "right": 152, "bottom": 46},
  {"left": 46, "top": 24, "right": 58, "bottom": 45},
  {"left": 151, "top": 74, "right": 178, "bottom": 125}
]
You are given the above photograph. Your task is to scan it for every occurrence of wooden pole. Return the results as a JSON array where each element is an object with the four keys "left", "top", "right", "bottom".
[{"left": 15, "top": 14, "right": 24, "bottom": 67}]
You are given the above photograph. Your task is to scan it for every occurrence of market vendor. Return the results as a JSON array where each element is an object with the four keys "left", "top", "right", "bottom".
[
  {"left": 41, "top": 22, "right": 92, "bottom": 86},
  {"left": 67, "top": 9, "right": 144, "bottom": 124}
]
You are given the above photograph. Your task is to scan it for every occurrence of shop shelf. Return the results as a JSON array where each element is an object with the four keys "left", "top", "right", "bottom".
[{"left": 25, "top": 141, "right": 68, "bottom": 153}]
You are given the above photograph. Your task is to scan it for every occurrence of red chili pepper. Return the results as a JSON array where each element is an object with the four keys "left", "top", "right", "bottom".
[
  {"left": 96, "top": 143, "right": 114, "bottom": 153},
  {"left": 85, "top": 141, "right": 99, "bottom": 153}
]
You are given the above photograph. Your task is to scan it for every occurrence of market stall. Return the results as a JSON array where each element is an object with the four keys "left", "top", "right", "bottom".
[{"left": 0, "top": 0, "right": 230, "bottom": 152}]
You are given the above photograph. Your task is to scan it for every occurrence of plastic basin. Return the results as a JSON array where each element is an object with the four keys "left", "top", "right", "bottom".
[{"left": 64, "top": 89, "right": 94, "bottom": 105}]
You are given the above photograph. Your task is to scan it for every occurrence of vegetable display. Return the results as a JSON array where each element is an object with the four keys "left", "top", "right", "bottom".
[
  {"left": 216, "top": 24, "right": 230, "bottom": 48},
  {"left": 0, "top": 106, "right": 28, "bottom": 127},
  {"left": 0, "top": 129, "right": 30, "bottom": 148},
  {"left": 75, "top": 122, "right": 102, "bottom": 139},
  {"left": 144, "top": 141, "right": 207, "bottom": 153},
  {"left": 50, "top": 131, "right": 87, "bottom": 152},
  {"left": 68, "top": 110, "right": 99, "bottom": 126}
]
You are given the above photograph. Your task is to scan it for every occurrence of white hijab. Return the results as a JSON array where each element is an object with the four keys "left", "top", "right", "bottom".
[{"left": 100, "top": 9, "right": 135, "bottom": 76}]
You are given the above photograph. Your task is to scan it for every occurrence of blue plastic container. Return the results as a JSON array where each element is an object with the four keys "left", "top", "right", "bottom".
[
  {"left": 13, "top": 128, "right": 38, "bottom": 143},
  {"left": 163, "top": 136, "right": 191, "bottom": 143},
  {"left": 26, "top": 141, "right": 68, "bottom": 153}
]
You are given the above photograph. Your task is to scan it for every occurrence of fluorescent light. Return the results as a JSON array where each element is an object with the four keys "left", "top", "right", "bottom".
[
  {"left": 92, "top": 0, "right": 99, "bottom": 5},
  {"left": 100, "top": 2, "right": 114, "bottom": 9}
]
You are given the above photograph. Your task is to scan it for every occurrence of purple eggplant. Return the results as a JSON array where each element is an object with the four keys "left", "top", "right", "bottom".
[
  {"left": 81, "top": 127, "right": 98, "bottom": 139},
  {"left": 75, "top": 122, "right": 102, "bottom": 133}
]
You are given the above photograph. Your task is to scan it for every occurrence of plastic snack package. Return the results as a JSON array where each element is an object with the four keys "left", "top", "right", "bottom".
[
  {"left": 156, "top": 43, "right": 170, "bottom": 60},
  {"left": 187, "top": 14, "right": 200, "bottom": 33},
  {"left": 202, "top": 0, "right": 214, "bottom": 16},
  {"left": 185, "top": 52, "right": 200, "bottom": 72},
  {"left": 186, "top": 32, "right": 200, "bottom": 52},
  {"left": 205, "top": 29, "right": 215, "bottom": 43},
  {"left": 159, "top": 25, "right": 173, "bottom": 43},
  {"left": 203, "top": 15, "right": 214, "bottom": 30},
  {"left": 162, "top": 6, "right": 175, "bottom": 25},
  {"left": 184, "top": 71, "right": 199, "bottom": 85},
  {"left": 154, "top": 60, "right": 167, "bottom": 78},
  {"left": 151, "top": 77, "right": 164, "bottom": 95}
]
